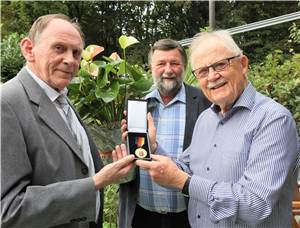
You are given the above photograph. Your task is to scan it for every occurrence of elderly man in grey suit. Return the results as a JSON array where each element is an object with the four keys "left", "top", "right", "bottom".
[{"left": 1, "top": 14, "right": 134, "bottom": 228}]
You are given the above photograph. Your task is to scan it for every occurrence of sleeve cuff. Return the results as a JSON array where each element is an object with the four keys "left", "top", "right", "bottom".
[{"left": 189, "top": 175, "right": 216, "bottom": 203}]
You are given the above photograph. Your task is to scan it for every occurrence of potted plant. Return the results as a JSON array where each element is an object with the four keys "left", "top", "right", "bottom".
[{"left": 68, "top": 35, "right": 153, "bottom": 159}]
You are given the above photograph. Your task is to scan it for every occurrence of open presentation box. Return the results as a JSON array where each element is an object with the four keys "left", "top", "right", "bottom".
[{"left": 126, "top": 99, "right": 151, "bottom": 160}]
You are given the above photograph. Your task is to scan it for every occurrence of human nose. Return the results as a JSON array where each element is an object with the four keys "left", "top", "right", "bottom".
[
  {"left": 63, "top": 50, "right": 76, "bottom": 64},
  {"left": 164, "top": 63, "right": 173, "bottom": 73},
  {"left": 207, "top": 66, "right": 220, "bottom": 81}
]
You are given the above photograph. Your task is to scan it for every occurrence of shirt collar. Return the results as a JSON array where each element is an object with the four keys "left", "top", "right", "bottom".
[
  {"left": 25, "top": 66, "right": 68, "bottom": 102},
  {"left": 145, "top": 83, "right": 186, "bottom": 106},
  {"left": 211, "top": 82, "right": 255, "bottom": 114}
]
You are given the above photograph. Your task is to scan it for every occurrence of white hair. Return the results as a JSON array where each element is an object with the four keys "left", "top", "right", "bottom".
[{"left": 189, "top": 30, "right": 243, "bottom": 68}]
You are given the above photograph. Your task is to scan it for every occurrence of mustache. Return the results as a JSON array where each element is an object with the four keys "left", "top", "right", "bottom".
[
  {"left": 161, "top": 73, "right": 177, "bottom": 79},
  {"left": 207, "top": 77, "right": 227, "bottom": 89}
]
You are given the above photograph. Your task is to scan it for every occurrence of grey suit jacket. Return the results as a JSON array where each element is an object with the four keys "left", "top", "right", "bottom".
[
  {"left": 118, "top": 84, "right": 211, "bottom": 228},
  {"left": 1, "top": 68, "right": 104, "bottom": 228}
]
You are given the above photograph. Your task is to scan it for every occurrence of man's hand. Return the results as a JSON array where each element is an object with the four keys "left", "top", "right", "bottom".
[
  {"left": 120, "top": 116, "right": 128, "bottom": 143},
  {"left": 135, "top": 154, "right": 188, "bottom": 190},
  {"left": 93, "top": 144, "right": 135, "bottom": 189}
]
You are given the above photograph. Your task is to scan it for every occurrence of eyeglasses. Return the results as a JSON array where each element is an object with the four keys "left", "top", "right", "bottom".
[{"left": 192, "top": 55, "right": 240, "bottom": 79}]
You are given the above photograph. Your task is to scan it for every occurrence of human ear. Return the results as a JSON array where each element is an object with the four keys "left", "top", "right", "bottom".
[
  {"left": 240, "top": 55, "right": 249, "bottom": 75},
  {"left": 20, "top": 37, "right": 35, "bottom": 62}
]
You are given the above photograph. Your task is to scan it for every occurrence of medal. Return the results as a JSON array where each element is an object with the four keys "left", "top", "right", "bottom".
[
  {"left": 135, "top": 147, "right": 147, "bottom": 158},
  {"left": 134, "top": 136, "right": 147, "bottom": 158}
]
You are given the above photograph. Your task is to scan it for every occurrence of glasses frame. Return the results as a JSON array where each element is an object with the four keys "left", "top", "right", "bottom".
[{"left": 192, "top": 55, "right": 241, "bottom": 79}]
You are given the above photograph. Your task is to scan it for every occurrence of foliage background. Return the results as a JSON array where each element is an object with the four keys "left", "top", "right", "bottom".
[
  {"left": 1, "top": 1, "right": 299, "bottom": 68},
  {"left": 1, "top": 1, "right": 299, "bottom": 226},
  {"left": 1, "top": 33, "right": 25, "bottom": 82}
]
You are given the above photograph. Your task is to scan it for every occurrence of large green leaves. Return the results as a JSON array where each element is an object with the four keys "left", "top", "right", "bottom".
[
  {"left": 69, "top": 35, "right": 152, "bottom": 126},
  {"left": 95, "top": 80, "right": 120, "bottom": 103}
]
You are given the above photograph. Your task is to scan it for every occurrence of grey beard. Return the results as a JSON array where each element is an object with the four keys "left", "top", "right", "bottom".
[{"left": 155, "top": 76, "right": 183, "bottom": 97}]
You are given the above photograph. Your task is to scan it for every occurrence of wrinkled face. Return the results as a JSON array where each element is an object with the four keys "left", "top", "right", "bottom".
[
  {"left": 151, "top": 49, "right": 185, "bottom": 97},
  {"left": 23, "top": 19, "right": 83, "bottom": 91},
  {"left": 191, "top": 41, "right": 249, "bottom": 113}
]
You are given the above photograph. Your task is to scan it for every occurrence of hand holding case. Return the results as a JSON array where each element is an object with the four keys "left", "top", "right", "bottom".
[{"left": 126, "top": 99, "right": 151, "bottom": 160}]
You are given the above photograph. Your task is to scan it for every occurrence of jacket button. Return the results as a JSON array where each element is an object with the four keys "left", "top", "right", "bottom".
[
  {"left": 81, "top": 167, "right": 88, "bottom": 175},
  {"left": 70, "top": 218, "right": 79, "bottom": 223}
]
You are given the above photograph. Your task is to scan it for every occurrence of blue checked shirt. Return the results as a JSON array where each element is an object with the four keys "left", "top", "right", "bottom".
[
  {"left": 138, "top": 84, "right": 187, "bottom": 213},
  {"left": 177, "top": 82, "right": 299, "bottom": 227}
]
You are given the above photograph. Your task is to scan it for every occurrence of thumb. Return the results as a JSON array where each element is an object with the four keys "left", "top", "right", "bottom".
[
  {"left": 117, "top": 155, "right": 135, "bottom": 168},
  {"left": 150, "top": 154, "right": 163, "bottom": 161}
]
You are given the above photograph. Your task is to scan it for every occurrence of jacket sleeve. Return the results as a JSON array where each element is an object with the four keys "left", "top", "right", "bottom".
[{"left": 1, "top": 99, "right": 98, "bottom": 228}]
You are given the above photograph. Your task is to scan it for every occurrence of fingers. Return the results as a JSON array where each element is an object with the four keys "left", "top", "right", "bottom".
[
  {"left": 135, "top": 154, "right": 165, "bottom": 168},
  {"left": 112, "top": 144, "right": 129, "bottom": 162},
  {"left": 121, "top": 118, "right": 127, "bottom": 127},
  {"left": 121, "top": 131, "right": 128, "bottom": 143},
  {"left": 112, "top": 149, "right": 117, "bottom": 162},
  {"left": 119, "top": 162, "right": 135, "bottom": 176},
  {"left": 135, "top": 159, "right": 153, "bottom": 170},
  {"left": 150, "top": 154, "right": 163, "bottom": 161},
  {"left": 121, "top": 119, "right": 128, "bottom": 142},
  {"left": 112, "top": 145, "right": 121, "bottom": 162},
  {"left": 119, "top": 154, "right": 135, "bottom": 166},
  {"left": 120, "top": 144, "right": 128, "bottom": 157}
]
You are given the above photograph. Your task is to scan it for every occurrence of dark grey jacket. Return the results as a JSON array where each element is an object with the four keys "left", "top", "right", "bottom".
[
  {"left": 1, "top": 68, "right": 104, "bottom": 228},
  {"left": 118, "top": 84, "right": 211, "bottom": 228}
]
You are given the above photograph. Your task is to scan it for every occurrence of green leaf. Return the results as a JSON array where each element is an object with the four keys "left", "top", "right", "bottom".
[
  {"left": 76, "top": 68, "right": 90, "bottom": 79},
  {"left": 132, "top": 78, "right": 153, "bottom": 92},
  {"left": 104, "top": 63, "right": 114, "bottom": 78},
  {"left": 118, "top": 35, "right": 139, "bottom": 49},
  {"left": 97, "top": 69, "right": 108, "bottom": 88},
  {"left": 126, "top": 64, "right": 144, "bottom": 81},
  {"left": 118, "top": 60, "right": 126, "bottom": 75},
  {"left": 115, "top": 76, "right": 132, "bottom": 84},
  {"left": 95, "top": 81, "right": 120, "bottom": 103},
  {"left": 93, "top": 60, "right": 107, "bottom": 68}
]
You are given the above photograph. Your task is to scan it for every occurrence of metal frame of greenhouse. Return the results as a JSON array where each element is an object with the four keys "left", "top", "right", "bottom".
[{"left": 179, "top": 11, "right": 300, "bottom": 47}]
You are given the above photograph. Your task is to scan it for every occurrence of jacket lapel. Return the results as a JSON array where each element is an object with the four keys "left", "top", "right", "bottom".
[
  {"left": 184, "top": 84, "right": 208, "bottom": 150},
  {"left": 69, "top": 101, "right": 103, "bottom": 171},
  {"left": 17, "top": 68, "right": 87, "bottom": 165}
]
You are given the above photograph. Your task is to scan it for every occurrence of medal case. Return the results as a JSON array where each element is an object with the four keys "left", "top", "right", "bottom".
[{"left": 127, "top": 99, "right": 151, "bottom": 160}]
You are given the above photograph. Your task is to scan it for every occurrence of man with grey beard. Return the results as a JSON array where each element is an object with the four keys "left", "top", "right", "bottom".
[{"left": 118, "top": 39, "right": 211, "bottom": 228}]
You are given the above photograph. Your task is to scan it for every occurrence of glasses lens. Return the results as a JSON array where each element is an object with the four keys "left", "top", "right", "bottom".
[
  {"left": 213, "top": 60, "right": 229, "bottom": 72},
  {"left": 193, "top": 55, "right": 238, "bottom": 79},
  {"left": 193, "top": 67, "right": 208, "bottom": 78},
  {"left": 198, "top": 68, "right": 209, "bottom": 78}
]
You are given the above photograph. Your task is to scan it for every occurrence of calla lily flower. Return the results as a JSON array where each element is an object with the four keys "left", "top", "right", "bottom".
[
  {"left": 119, "top": 35, "right": 139, "bottom": 50},
  {"left": 109, "top": 52, "right": 121, "bottom": 61},
  {"left": 82, "top": 45, "right": 104, "bottom": 61}
]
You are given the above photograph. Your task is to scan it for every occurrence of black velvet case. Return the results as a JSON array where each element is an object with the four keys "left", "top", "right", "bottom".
[{"left": 126, "top": 99, "right": 151, "bottom": 160}]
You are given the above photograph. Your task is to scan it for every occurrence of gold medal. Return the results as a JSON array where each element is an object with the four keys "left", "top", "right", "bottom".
[{"left": 135, "top": 148, "right": 147, "bottom": 158}]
